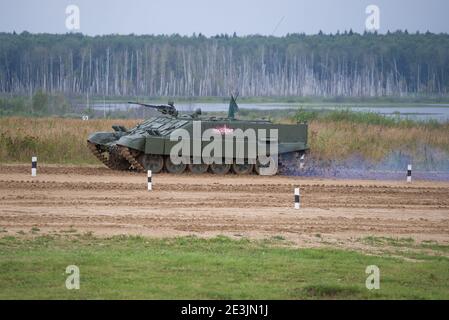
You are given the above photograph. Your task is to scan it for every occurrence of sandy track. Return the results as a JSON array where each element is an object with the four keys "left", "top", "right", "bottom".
[{"left": 1, "top": 164, "right": 449, "bottom": 249}]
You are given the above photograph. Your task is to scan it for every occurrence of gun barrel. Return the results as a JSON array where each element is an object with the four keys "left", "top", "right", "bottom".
[
  {"left": 128, "top": 101, "right": 178, "bottom": 116},
  {"left": 128, "top": 101, "right": 162, "bottom": 108}
]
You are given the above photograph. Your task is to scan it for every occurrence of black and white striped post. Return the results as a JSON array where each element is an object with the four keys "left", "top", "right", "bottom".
[
  {"left": 299, "top": 154, "right": 305, "bottom": 170},
  {"left": 31, "top": 156, "right": 37, "bottom": 177},
  {"left": 294, "top": 187, "right": 300, "bottom": 209},
  {"left": 407, "top": 164, "right": 412, "bottom": 183},
  {"left": 147, "top": 170, "right": 152, "bottom": 191}
]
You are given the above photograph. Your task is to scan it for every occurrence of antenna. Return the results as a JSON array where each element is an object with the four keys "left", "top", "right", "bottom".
[{"left": 272, "top": 16, "right": 285, "bottom": 35}]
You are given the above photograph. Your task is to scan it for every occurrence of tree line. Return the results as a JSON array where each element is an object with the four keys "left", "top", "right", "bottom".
[{"left": 0, "top": 31, "right": 448, "bottom": 97}]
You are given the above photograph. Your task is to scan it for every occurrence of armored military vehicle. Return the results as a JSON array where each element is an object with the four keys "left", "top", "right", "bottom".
[{"left": 87, "top": 96, "right": 308, "bottom": 175}]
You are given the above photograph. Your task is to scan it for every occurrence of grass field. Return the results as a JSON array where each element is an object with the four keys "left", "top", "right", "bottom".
[
  {"left": 1, "top": 115, "right": 448, "bottom": 164},
  {"left": 0, "top": 235, "right": 448, "bottom": 300}
]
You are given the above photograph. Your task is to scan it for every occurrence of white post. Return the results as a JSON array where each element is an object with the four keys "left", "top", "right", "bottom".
[
  {"left": 147, "top": 170, "right": 152, "bottom": 191},
  {"left": 294, "top": 187, "right": 300, "bottom": 209},
  {"left": 299, "top": 154, "right": 305, "bottom": 170},
  {"left": 31, "top": 156, "right": 37, "bottom": 177},
  {"left": 407, "top": 164, "right": 412, "bottom": 183}
]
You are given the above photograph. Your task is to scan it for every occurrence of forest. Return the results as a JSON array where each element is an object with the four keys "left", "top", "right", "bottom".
[{"left": 0, "top": 31, "right": 448, "bottom": 97}]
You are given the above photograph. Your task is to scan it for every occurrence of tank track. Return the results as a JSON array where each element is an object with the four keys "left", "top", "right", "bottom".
[
  {"left": 87, "top": 141, "right": 116, "bottom": 169},
  {"left": 118, "top": 146, "right": 145, "bottom": 172},
  {"left": 89, "top": 141, "right": 307, "bottom": 175},
  {"left": 87, "top": 142, "right": 133, "bottom": 171}
]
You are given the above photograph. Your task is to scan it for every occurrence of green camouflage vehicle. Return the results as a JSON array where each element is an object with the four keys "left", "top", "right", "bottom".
[{"left": 87, "top": 96, "right": 308, "bottom": 175}]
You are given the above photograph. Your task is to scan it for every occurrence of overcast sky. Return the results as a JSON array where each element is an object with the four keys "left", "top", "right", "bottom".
[{"left": 0, "top": 0, "right": 448, "bottom": 36}]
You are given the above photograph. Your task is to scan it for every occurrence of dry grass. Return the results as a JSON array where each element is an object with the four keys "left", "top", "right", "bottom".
[
  {"left": 308, "top": 121, "right": 449, "bottom": 161},
  {"left": 0, "top": 117, "right": 448, "bottom": 164},
  {"left": 0, "top": 117, "right": 139, "bottom": 164}
]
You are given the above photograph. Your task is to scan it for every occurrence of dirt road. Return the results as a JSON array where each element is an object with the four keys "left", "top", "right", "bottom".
[{"left": 1, "top": 164, "right": 448, "bottom": 250}]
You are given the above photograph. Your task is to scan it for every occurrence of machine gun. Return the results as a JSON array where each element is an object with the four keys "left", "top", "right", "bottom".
[{"left": 128, "top": 101, "right": 178, "bottom": 117}]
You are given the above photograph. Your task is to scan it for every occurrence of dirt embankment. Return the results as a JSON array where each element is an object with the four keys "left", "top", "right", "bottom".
[{"left": 1, "top": 164, "right": 448, "bottom": 251}]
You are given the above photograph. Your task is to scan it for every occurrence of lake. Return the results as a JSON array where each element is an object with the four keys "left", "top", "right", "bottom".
[{"left": 87, "top": 102, "right": 449, "bottom": 122}]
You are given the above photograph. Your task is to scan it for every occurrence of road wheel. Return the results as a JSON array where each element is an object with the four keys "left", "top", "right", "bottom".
[
  {"left": 165, "top": 156, "right": 187, "bottom": 174},
  {"left": 210, "top": 163, "right": 231, "bottom": 175},
  {"left": 137, "top": 154, "right": 164, "bottom": 173},
  {"left": 189, "top": 163, "right": 209, "bottom": 174},
  {"left": 232, "top": 163, "right": 254, "bottom": 175},
  {"left": 254, "top": 156, "right": 278, "bottom": 176}
]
